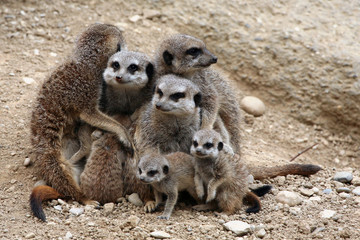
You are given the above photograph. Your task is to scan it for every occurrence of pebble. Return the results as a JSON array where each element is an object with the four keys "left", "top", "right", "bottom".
[
  {"left": 300, "top": 188, "right": 314, "bottom": 197},
  {"left": 65, "top": 231, "right": 73, "bottom": 239},
  {"left": 54, "top": 205, "right": 62, "bottom": 211},
  {"left": 57, "top": 199, "right": 66, "bottom": 205},
  {"left": 129, "top": 15, "right": 141, "bottom": 23},
  {"left": 333, "top": 172, "right": 353, "bottom": 183},
  {"left": 352, "top": 187, "right": 360, "bottom": 196},
  {"left": 88, "top": 222, "right": 95, "bottom": 226},
  {"left": 352, "top": 176, "right": 360, "bottom": 186},
  {"left": 50, "top": 52, "right": 57, "bottom": 57},
  {"left": 127, "top": 193, "right": 143, "bottom": 206},
  {"left": 309, "top": 196, "right": 321, "bottom": 201},
  {"left": 25, "top": 232, "right": 35, "bottom": 239},
  {"left": 23, "top": 77, "right": 35, "bottom": 84},
  {"left": 223, "top": 221, "right": 251, "bottom": 236},
  {"left": 336, "top": 187, "right": 351, "bottom": 193},
  {"left": 34, "top": 49, "right": 39, "bottom": 55},
  {"left": 354, "top": 197, "right": 360, "bottom": 204},
  {"left": 69, "top": 207, "right": 84, "bottom": 216},
  {"left": 312, "top": 187, "right": 319, "bottom": 193},
  {"left": 339, "top": 192, "right": 350, "bottom": 198},
  {"left": 24, "top": 158, "right": 31, "bottom": 167},
  {"left": 275, "top": 176, "right": 286, "bottom": 185},
  {"left": 150, "top": 231, "right": 171, "bottom": 239},
  {"left": 240, "top": 96, "right": 266, "bottom": 117},
  {"left": 275, "top": 191, "right": 303, "bottom": 206},
  {"left": 103, "top": 202, "right": 114, "bottom": 215},
  {"left": 10, "top": 179, "right": 17, "bottom": 184},
  {"left": 323, "top": 188, "right": 332, "bottom": 194},
  {"left": 320, "top": 210, "right": 336, "bottom": 218},
  {"left": 127, "top": 215, "right": 140, "bottom": 228},
  {"left": 256, "top": 229, "right": 266, "bottom": 238}
]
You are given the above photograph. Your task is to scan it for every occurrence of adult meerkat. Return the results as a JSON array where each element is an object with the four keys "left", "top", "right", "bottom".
[
  {"left": 191, "top": 129, "right": 271, "bottom": 214},
  {"left": 134, "top": 74, "right": 202, "bottom": 155},
  {"left": 30, "top": 24, "right": 131, "bottom": 221},
  {"left": 68, "top": 50, "right": 155, "bottom": 165},
  {"left": 137, "top": 152, "right": 199, "bottom": 220},
  {"left": 154, "top": 34, "right": 242, "bottom": 154}
]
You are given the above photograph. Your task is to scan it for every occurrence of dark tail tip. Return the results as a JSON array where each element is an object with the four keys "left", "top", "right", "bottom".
[
  {"left": 302, "top": 164, "right": 322, "bottom": 176},
  {"left": 30, "top": 192, "right": 46, "bottom": 222},
  {"left": 245, "top": 202, "right": 261, "bottom": 213},
  {"left": 251, "top": 185, "right": 272, "bottom": 197}
]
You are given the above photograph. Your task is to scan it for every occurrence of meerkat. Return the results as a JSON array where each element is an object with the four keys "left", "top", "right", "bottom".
[
  {"left": 137, "top": 151, "right": 199, "bottom": 220},
  {"left": 190, "top": 129, "right": 271, "bottom": 214},
  {"left": 67, "top": 50, "right": 155, "bottom": 165},
  {"left": 134, "top": 74, "right": 202, "bottom": 155},
  {"left": 29, "top": 23, "right": 133, "bottom": 221},
  {"left": 154, "top": 34, "right": 242, "bottom": 154}
]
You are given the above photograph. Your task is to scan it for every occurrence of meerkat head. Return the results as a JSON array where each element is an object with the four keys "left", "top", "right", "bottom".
[
  {"left": 74, "top": 23, "right": 126, "bottom": 66},
  {"left": 156, "top": 34, "right": 218, "bottom": 75},
  {"left": 137, "top": 153, "right": 170, "bottom": 184},
  {"left": 103, "top": 51, "right": 154, "bottom": 89},
  {"left": 152, "top": 74, "right": 202, "bottom": 116},
  {"left": 190, "top": 129, "right": 224, "bottom": 159}
]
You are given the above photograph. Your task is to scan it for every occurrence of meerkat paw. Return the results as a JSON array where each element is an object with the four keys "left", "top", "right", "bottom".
[
  {"left": 144, "top": 201, "right": 157, "bottom": 213},
  {"left": 192, "top": 204, "right": 215, "bottom": 212},
  {"left": 206, "top": 191, "right": 216, "bottom": 203},
  {"left": 157, "top": 214, "right": 170, "bottom": 220},
  {"left": 196, "top": 188, "right": 204, "bottom": 200},
  {"left": 82, "top": 199, "right": 100, "bottom": 206}
]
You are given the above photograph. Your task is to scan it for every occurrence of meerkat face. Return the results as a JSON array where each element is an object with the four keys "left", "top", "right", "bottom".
[
  {"left": 159, "top": 34, "right": 218, "bottom": 74},
  {"left": 103, "top": 51, "right": 154, "bottom": 89},
  {"left": 190, "top": 129, "right": 224, "bottom": 159},
  {"left": 137, "top": 153, "right": 169, "bottom": 184},
  {"left": 152, "top": 75, "right": 202, "bottom": 116}
]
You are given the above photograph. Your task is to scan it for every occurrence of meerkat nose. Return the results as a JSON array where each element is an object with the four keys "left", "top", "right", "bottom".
[
  {"left": 155, "top": 103, "right": 161, "bottom": 109},
  {"left": 211, "top": 57, "right": 218, "bottom": 63},
  {"left": 115, "top": 76, "right": 122, "bottom": 83},
  {"left": 196, "top": 149, "right": 202, "bottom": 154}
]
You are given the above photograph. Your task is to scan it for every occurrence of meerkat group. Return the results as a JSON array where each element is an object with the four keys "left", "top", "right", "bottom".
[{"left": 29, "top": 24, "right": 322, "bottom": 221}]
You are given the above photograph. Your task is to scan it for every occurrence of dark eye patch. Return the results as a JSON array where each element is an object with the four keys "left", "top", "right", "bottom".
[
  {"left": 157, "top": 88, "right": 163, "bottom": 97},
  {"left": 127, "top": 64, "right": 139, "bottom": 73},
  {"left": 193, "top": 141, "right": 198, "bottom": 147},
  {"left": 186, "top": 47, "right": 202, "bottom": 57},
  {"left": 147, "top": 170, "right": 158, "bottom": 177},
  {"left": 138, "top": 168, "right": 142, "bottom": 174},
  {"left": 204, "top": 142, "right": 214, "bottom": 149},
  {"left": 111, "top": 61, "right": 120, "bottom": 70},
  {"left": 170, "top": 92, "right": 185, "bottom": 101}
]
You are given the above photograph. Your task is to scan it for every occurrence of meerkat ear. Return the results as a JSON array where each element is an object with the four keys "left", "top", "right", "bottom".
[
  {"left": 163, "top": 51, "right": 174, "bottom": 66},
  {"left": 194, "top": 93, "right": 202, "bottom": 107},
  {"left": 163, "top": 165, "right": 169, "bottom": 174},
  {"left": 218, "top": 142, "right": 224, "bottom": 151},
  {"left": 117, "top": 43, "right": 122, "bottom": 52},
  {"left": 146, "top": 62, "right": 154, "bottom": 81}
]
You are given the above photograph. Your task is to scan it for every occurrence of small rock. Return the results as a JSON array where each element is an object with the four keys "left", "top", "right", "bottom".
[
  {"left": 127, "top": 215, "right": 140, "bottom": 228},
  {"left": 323, "top": 188, "right": 332, "bottom": 194},
  {"left": 312, "top": 227, "right": 325, "bottom": 234},
  {"left": 9, "top": 72, "right": 15, "bottom": 76},
  {"left": 333, "top": 172, "right": 353, "bottom": 183},
  {"left": 339, "top": 192, "right": 350, "bottom": 198},
  {"left": 54, "top": 205, "right": 62, "bottom": 211},
  {"left": 256, "top": 229, "right": 266, "bottom": 238},
  {"left": 240, "top": 96, "right": 266, "bottom": 117},
  {"left": 25, "top": 232, "right": 35, "bottom": 239},
  {"left": 320, "top": 210, "right": 336, "bottom": 219},
  {"left": 129, "top": 15, "right": 141, "bottom": 23},
  {"left": 150, "top": 231, "right": 171, "bottom": 239},
  {"left": 57, "top": 199, "right": 66, "bottom": 205},
  {"left": 198, "top": 215, "right": 208, "bottom": 221},
  {"left": 223, "top": 221, "right": 251, "bottom": 236},
  {"left": 69, "top": 207, "right": 84, "bottom": 216},
  {"left": 275, "top": 176, "right": 286, "bottom": 185},
  {"left": 352, "top": 176, "right": 360, "bottom": 186},
  {"left": 354, "top": 197, "right": 360, "bottom": 204},
  {"left": 24, "top": 158, "right": 31, "bottom": 167},
  {"left": 65, "top": 231, "right": 72, "bottom": 239},
  {"left": 34, "top": 49, "right": 39, "bottom": 55},
  {"left": 300, "top": 188, "right": 314, "bottom": 197},
  {"left": 312, "top": 187, "right": 319, "bottom": 194},
  {"left": 352, "top": 187, "right": 360, "bottom": 196},
  {"left": 143, "top": 9, "right": 161, "bottom": 19},
  {"left": 50, "top": 52, "right": 57, "bottom": 57},
  {"left": 336, "top": 187, "right": 351, "bottom": 193},
  {"left": 23, "top": 77, "right": 35, "bottom": 84},
  {"left": 103, "top": 202, "right": 114, "bottom": 215},
  {"left": 128, "top": 193, "right": 143, "bottom": 206},
  {"left": 10, "top": 179, "right": 17, "bottom": 184},
  {"left": 88, "top": 222, "right": 95, "bottom": 226},
  {"left": 275, "top": 191, "right": 303, "bottom": 206},
  {"left": 309, "top": 196, "right": 321, "bottom": 201}
]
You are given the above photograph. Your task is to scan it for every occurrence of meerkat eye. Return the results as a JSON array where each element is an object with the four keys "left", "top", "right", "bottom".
[
  {"left": 157, "top": 88, "right": 163, "bottom": 97},
  {"left": 138, "top": 168, "right": 142, "bottom": 174},
  {"left": 186, "top": 47, "right": 202, "bottom": 57},
  {"left": 111, "top": 61, "right": 120, "bottom": 70},
  {"left": 127, "top": 64, "right": 139, "bottom": 73},
  {"left": 170, "top": 92, "right": 185, "bottom": 102},
  {"left": 193, "top": 141, "right": 198, "bottom": 147},
  {"left": 204, "top": 142, "right": 214, "bottom": 149},
  {"left": 147, "top": 170, "right": 158, "bottom": 177}
]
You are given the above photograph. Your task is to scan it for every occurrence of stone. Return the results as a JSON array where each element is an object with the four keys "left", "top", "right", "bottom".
[
  {"left": 150, "top": 231, "right": 171, "bottom": 239},
  {"left": 57, "top": 199, "right": 66, "bottom": 205},
  {"left": 323, "top": 188, "right": 332, "bottom": 194},
  {"left": 128, "top": 193, "right": 143, "bottom": 206},
  {"left": 312, "top": 187, "right": 319, "bottom": 193},
  {"left": 333, "top": 172, "right": 353, "bottom": 183},
  {"left": 23, "top": 77, "right": 35, "bottom": 84},
  {"left": 320, "top": 210, "right": 336, "bottom": 218},
  {"left": 300, "top": 188, "right": 314, "bottom": 197},
  {"left": 275, "top": 191, "right": 303, "bottom": 206},
  {"left": 129, "top": 15, "right": 141, "bottom": 23},
  {"left": 339, "top": 192, "right": 350, "bottom": 198},
  {"left": 256, "top": 229, "right": 266, "bottom": 238},
  {"left": 240, "top": 96, "right": 266, "bottom": 117},
  {"left": 309, "top": 196, "right": 321, "bottom": 201},
  {"left": 352, "top": 187, "right": 360, "bottom": 196},
  {"left": 352, "top": 176, "right": 360, "bottom": 186},
  {"left": 65, "top": 231, "right": 72, "bottom": 239},
  {"left": 24, "top": 158, "right": 31, "bottom": 167},
  {"left": 25, "top": 232, "right": 35, "bottom": 239},
  {"left": 69, "top": 207, "right": 84, "bottom": 216},
  {"left": 103, "top": 203, "right": 114, "bottom": 215},
  {"left": 336, "top": 187, "right": 351, "bottom": 193},
  {"left": 54, "top": 205, "right": 62, "bottom": 211},
  {"left": 143, "top": 9, "right": 161, "bottom": 19},
  {"left": 223, "top": 221, "right": 251, "bottom": 236},
  {"left": 127, "top": 215, "right": 140, "bottom": 228}
]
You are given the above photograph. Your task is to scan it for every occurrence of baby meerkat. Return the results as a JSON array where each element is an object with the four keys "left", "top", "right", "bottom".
[
  {"left": 191, "top": 129, "right": 270, "bottom": 214},
  {"left": 137, "top": 152, "right": 198, "bottom": 220},
  {"left": 134, "top": 74, "right": 202, "bottom": 155},
  {"left": 155, "top": 34, "right": 242, "bottom": 154},
  {"left": 30, "top": 23, "right": 130, "bottom": 221}
]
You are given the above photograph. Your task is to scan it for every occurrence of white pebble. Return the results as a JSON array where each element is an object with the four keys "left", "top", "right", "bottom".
[
  {"left": 24, "top": 158, "right": 31, "bottom": 167},
  {"left": 309, "top": 196, "right": 321, "bottom": 201},
  {"left": 339, "top": 192, "right": 351, "bottom": 198},
  {"left": 256, "top": 228, "right": 266, "bottom": 238},
  {"left": 150, "top": 231, "right": 171, "bottom": 239},
  {"left": 69, "top": 207, "right": 84, "bottom": 216},
  {"left": 127, "top": 193, "right": 143, "bottom": 206},
  {"left": 34, "top": 49, "right": 39, "bottom": 55},
  {"left": 23, "top": 77, "right": 35, "bottom": 84},
  {"left": 65, "top": 231, "right": 72, "bottom": 239},
  {"left": 25, "top": 232, "right": 35, "bottom": 239},
  {"left": 57, "top": 199, "right": 66, "bottom": 205},
  {"left": 103, "top": 202, "right": 114, "bottom": 215},
  {"left": 223, "top": 221, "right": 251, "bottom": 236},
  {"left": 50, "top": 52, "right": 57, "bottom": 57},
  {"left": 352, "top": 187, "right": 360, "bottom": 196},
  {"left": 275, "top": 191, "right": 303, "bottom": 206},
  {"left": 240, "top": 96, "right": 266, "bottom": 117},
  {"left": 320, "top": 209, "right": 336, "bottom": 218},
  {"left": 129, "top": 15, "right": 141, "bottom": 23},
  {"left": 53, "top": 205, "right": 62, "bottom": 211},
  {"left": 333, "top": 172, "right": 353, "bottom": 183}
]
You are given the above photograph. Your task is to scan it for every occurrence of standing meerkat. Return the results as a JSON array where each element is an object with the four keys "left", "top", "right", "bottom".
[
  {"left": 134, "top": 74, "right": 202, "bottom": 155},
  {"left": 137, "top": 152, "right": 199, "bottom": 220},
  {"left": 191, "top": 129, "right": 271, "bottom": 214},
  {"left": 29, "top": 24, "right": 132, "bottom": 221},
  {"left": 154, "top": 34, "right": 242, "bottom": 154}
]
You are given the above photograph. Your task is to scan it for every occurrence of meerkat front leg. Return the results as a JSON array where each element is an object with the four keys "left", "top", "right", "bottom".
[
  {"left": 199, "top": 85, "right": 219, "bottom": 129},
  {"left": 194, "top": 172, "right": 205, "bottom": 200},
  {"left": 158, "top": 189, "right": 178, "bottom": 220},
  {"left": 206, "top": 177, "right": 226, "bottom": 203}
]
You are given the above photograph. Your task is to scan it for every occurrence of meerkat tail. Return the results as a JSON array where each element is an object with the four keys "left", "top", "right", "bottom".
[
  {"left": 251, "top": 185, "right": 272, "bottom": 197},
  {"left": 249, "top": 164, "right": 322, "bottom": 180},
  {"left": 30, "top": 185, "right": 63, "bottom": 222},
  {"left": 243, "top": 191, "right": 261, "bottom": 213}
]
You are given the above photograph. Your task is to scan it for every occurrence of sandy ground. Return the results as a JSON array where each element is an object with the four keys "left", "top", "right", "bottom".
[{"left": 0, "top": 0, "right": 359, "bottom": 239}]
